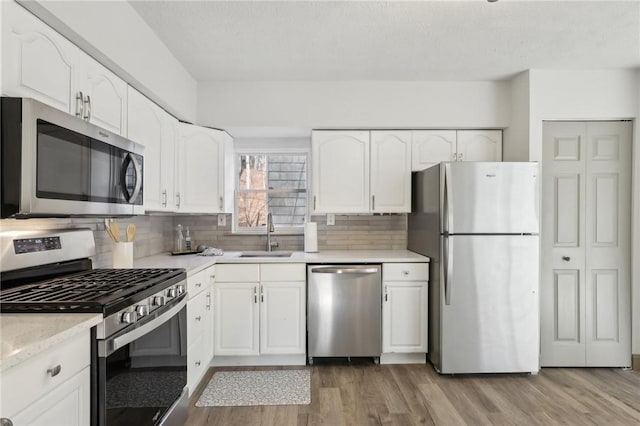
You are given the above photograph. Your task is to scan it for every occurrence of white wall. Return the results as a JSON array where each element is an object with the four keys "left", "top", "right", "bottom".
[
  {"left": 20, "top": 0, "right": 197, "bottom": 122},
  {"left": 197, "top": 81, "right": 510, "bottom": 130},
  {"left": 503, "top": 71, "right": 530, "bottom": 162},
  {"left": 528, "top": 69, "right": 639, "bottom": 356}
]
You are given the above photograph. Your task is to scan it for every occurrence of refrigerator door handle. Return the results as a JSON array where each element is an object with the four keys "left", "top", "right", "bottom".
[
  {"left": 444, "top": 163, "right": 454, "bottom": 234},
  {"left": 444, "top": 236, "right": 453, "bottom": 306}
]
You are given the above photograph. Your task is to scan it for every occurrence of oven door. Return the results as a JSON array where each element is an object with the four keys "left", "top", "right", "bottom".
[{"left": 96, "top": 295, "right": 188, "bottom": 426}]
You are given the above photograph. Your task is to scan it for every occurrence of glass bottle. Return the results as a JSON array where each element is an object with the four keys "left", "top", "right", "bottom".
[{"left": 175, "top": 224, "right": 184, "bottom": 252}]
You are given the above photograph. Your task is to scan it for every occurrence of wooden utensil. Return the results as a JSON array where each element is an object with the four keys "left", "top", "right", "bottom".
[
  {"left": 126, "top": 223, "right": 136, "bottom": 242},
  {"left": 109, "top": 222, "right": 120, "bottom": 243},
  {"left": 105, "top": 221, "right": 117, "bottom": 242}
]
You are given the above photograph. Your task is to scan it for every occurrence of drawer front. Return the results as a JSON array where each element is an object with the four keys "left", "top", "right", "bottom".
[
  {"left": 260, "top": 263, "right": 306, "bottom": 282},
  {"left": 216, "top": 264, "right": 259, "bottom": 282},
  {"left": 188, "top": 266, "right": 214, "bottom": 298},
  {"left": 1, "top": 330, "right": 90, "bottom": 417},
  {"left": 383, "top": 262, "right": 429, "bottom": 281},
  {"left": 187, "top": 290, "right": 209, "bottom": 347}
]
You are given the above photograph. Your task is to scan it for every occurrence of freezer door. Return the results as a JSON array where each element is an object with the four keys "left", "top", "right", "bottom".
[
  {"left": 440, "top": 235, "right": 539, "bottom": 374},
  {"left": 444, "top": 162, "right": 539, "bottom": 234}
]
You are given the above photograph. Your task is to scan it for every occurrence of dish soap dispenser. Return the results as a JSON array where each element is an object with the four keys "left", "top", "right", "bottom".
[{"left": 175, "top": 224, "right": 185, "bottom": 252}]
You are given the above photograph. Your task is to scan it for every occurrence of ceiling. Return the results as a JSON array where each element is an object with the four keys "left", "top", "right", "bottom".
[{"left": 130, "top": 0, "right": 640, "bottom": 82}]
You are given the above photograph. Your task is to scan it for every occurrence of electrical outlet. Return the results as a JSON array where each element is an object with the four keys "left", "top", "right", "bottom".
[
  {"left": 327, "top": 213, "right": 335, "bottom": 226},
  {"left": 217, "top": 214, "right": 226, "bottom": 227}
]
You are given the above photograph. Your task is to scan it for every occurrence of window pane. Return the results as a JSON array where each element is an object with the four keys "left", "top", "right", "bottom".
[
  {"left": 268, "top": 192, "right": 307, "bottom": 227},
  {"left": 266, "top": 155, "right": 307, "bottom": 190},
  {"left": 238, "top": 155, "right": 267, "bottom": 190},
  {"left": 237, "top": 191, "right": 266, "bottom": 228}
]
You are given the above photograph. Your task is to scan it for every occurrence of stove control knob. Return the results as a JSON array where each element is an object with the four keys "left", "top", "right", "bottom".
[
  {"left": 176, "top": 284, "right": 186, "bottom": 295},
  {"left": 153, "top": 296, "right": 166, "bottom": 307},
  {"left": 167, "top": 288, "right": 177, "bottom": 298},
  {"left": 121, "top": 311, "right": 137, "bottom": 324},
  {"left": 135, "top": 305, "right": 149, "bottom": 317}
]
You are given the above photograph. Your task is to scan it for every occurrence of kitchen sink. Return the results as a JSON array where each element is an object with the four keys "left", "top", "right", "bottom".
[{"left": 239, "top": 251, "right": 293, "bottom": 258}]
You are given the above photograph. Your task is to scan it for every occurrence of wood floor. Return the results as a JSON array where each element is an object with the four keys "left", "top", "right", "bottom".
[{"left": 185, "top": 361, "right": 640, "bottom": 426}]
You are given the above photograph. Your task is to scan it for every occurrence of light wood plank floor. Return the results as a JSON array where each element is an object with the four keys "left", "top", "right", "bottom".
[{"left": 185, "top": 361, "right": 640, "bottom": 425}]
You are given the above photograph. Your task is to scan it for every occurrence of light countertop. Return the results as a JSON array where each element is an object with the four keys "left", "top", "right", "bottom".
[
  {"left": 0, "top": 313, "right": 102, "bottom": 373},
  {"left": 134, "top": 253, "right": 216, "bottom": 275}
]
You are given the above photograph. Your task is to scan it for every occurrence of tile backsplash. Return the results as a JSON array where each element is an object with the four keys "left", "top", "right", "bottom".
[{"left": 1, "top": 213, "right": 407, "bottom": 268}]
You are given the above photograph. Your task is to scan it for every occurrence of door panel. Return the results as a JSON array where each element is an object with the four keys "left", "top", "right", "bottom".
[
  {"left": 441, "top": 235, "right": 539, "bottom": 373},
  {"left": 370, "top": 131, "right": 412, "bottom": 212},
  {"left": 456, "top": 130, "right": 502, "bottom": 162},
  {"left": 541, "top": 121, "right": 631, "bottom": 367},
  {"left": 411, "top": 130, "right": 456, "bottom": 170}
]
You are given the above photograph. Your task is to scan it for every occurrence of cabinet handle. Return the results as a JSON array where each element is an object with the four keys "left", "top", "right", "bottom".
[
  {"left": 260, "top": 285, "right": 264, "bottom": 303},
  {"left": 195, "top": 361, "right": 201, "bottom": 366},
  {"left": 83, "top": 95, "right": 91, "bottom": 121},
  {"left": 206, "top": 293, "right": 211, "bottom": 310},
  {"left": 219, "top": 196, "right": 223, "bottom": 211},
  {"left": 313, "top": 195, "right": 316, "bottom": 211},
  {"left": 562, "top": 256, "right": 571, "bottom": 261},
  {"left": 196, "top": 282, "right": 202, "bottom": 288},
  {"left": 195, "top": 316, "right": 202, "bottom": 321},
  {"left": 452, "top": 153, "right": 457, "bottom": 161},
  {"left": 253, "top": 286, "right": 257, "bottom": 304},
  {"left": 176, "top": 192, "right": 181, "bottom": 208},
  {"left": 162, "top": 190, "right": 167, "bottom": 207},
  {"left": 75, "top": 91, "right": 84, "bottom": 118},
  {"left": 372, "top": 195, "right": 375, "bottom": 211},
  {"left": 0, "top": 418, "right": 14, "bottom": 426},
  {"left": 384, "top": 285, "right": 388, "bottom": 302},
  {"left": 458, "top": 152, "right": 463, "bottom": 161},
  {"left": 402, "top": 270, "right": 410, "bottom": 276},
  {"left": 210, "top": 274, "right": 215, "bottom": 282},
  {"left": 47, "top": 364, "right": 62, "bottom": 377}
]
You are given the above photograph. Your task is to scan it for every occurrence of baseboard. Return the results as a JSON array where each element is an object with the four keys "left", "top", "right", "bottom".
[
  {"left": 380, "top": 353, "right": 427, "bottom": 365},
  {"left": 633, "top": 354, "right": 640, "bottom": 371},
  {"left": 210, "top": 354, "right": 307, "bottom": 367}
]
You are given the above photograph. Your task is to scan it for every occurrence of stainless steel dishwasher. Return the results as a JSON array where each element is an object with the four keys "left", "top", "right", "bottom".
[{"left": 307, "top": 264, "right": 382, "bottom": 364}]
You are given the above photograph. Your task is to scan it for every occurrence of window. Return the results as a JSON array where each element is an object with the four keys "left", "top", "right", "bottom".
[{"left": 235, "top": 154, "right": 308, "bottom": 233}]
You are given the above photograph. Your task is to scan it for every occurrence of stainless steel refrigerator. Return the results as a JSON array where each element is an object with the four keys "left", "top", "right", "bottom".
[{"left": 408, "top": 162, "right": 540, "bottom": 374}]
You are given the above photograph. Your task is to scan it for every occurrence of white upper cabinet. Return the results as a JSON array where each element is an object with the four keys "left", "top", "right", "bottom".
[
  {"left": 2, "top": 2, "right": 128, "bottom": 135},
  {"left": 128, "top": 88, "right": 176, "bottom": 212},
  {"left": 370, "top": 131, "right": 412, "bottom": 213},
  {"left": 312, "top": 131, "right": 370, "bottom": 214},
  {"left": 312, "top": 130, "right": 411, "bottom": 214},
  {"left": 77, "top": 53, "right": 127, "bottom": 135},
  {"left": 176, "top": 123, "right": 231, "bottom": 213},
  {"left": 456, "top": 130, "right": 502, "bottom": 162},
  {"left": 2, "top": 1, "right": 80, "bottom": 114},
  {"left": 412, "top": 130, "right": 502, "bottom": 171}
]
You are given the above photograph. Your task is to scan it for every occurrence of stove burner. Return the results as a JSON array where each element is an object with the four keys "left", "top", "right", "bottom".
[{"left": 0, "top": 268, "right": 186, "bottom": 315}]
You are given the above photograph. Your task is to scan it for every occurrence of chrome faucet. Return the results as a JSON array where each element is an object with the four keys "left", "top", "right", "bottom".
[{"left": 266, "top": 212, "right": 279, "bottom": 252}]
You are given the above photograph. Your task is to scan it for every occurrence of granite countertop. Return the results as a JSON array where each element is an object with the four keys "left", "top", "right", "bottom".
[{"left": 0, "top": 313, "right": 102, "bottom": 373}]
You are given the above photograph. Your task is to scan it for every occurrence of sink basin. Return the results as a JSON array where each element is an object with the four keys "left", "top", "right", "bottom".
[{"left": 239, "top": 251, "right": 293, "bottom": 258}]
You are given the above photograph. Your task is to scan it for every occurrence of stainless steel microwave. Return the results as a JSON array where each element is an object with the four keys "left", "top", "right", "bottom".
[{"left": 1, "top": 97, "right": 144, "bottom": 218}]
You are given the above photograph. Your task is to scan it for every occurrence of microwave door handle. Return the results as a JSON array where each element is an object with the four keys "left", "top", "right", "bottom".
[{"left": 122, "top": 153, "right": 142, "bottom": 203}]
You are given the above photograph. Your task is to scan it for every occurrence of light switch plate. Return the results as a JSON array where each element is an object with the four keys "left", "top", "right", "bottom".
[
  {"left": 327, "top": 213, "right": 335, "bottom": 226},
  {"left": 217, "top": 214, "right": 226, "bottom": 226}
]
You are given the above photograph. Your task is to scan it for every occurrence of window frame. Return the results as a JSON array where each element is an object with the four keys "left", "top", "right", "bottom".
[{"left": 233, "top": 151, "right": 310, "bottom": 235}]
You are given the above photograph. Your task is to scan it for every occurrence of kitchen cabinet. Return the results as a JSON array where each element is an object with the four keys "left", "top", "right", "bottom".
[
  {"left": 311, "top": 130, "right": 411, "bottom": 213},
  {"left": 382, "top": 263, "right": 429, "bottom": 357},
  {"left": 412, "top": 130, "right": 502, "bottom": 171},
  {"left": 214, "top": 264, "right": 306, "bottom": 357},
  {"left": 2, "top": 1, "right": 128, "bottom": 135},
  {"left": 128, "top": 88, "right": 177, "bottom": 212},
  {"left": 186, "top": 266, "right": 215, "bottom": 395},
  {"left": 0, "top": 331, "right": 90, "bottom": 426},
  {"left": 176, "top": 123, "right": 234, "bottom": 213}
]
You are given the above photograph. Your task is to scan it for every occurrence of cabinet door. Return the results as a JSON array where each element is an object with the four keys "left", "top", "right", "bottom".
[
  {"left": 260, "top": 281, "right": 306, "bottom": 355},
  {"left": 78, "top": 53, "right": 127, "bottom": 135},
  {"left": 176, "top": 123, "right": 225, "bottom": 213},
  {"left": 411, "top": 130, "right": 456, "bottom": 170},
  {"left": 214, "top": 282, "right": 259, "bottom": 356},
  {"left": 2, "top": 1, "right": 80, "bottom": 114},
  {"left": 128, "top": 88, "right": 176, "bottom": 212},
  {"left": 370, "top": 131, "right": 412, "bottom": 213},
  {"left": 456, "top": 130, "right": 502, "bottom": 162},
  {"left": 11, "top": 367, "right": 90, "bottom": 426},
  {"left": 311, "top": 131, "right": 370, "bottom": 213},
  {"left": 382, "top": 282, "right": 428, "bottom": 353}
]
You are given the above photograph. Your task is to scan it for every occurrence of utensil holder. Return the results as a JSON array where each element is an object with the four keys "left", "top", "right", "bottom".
[{"left": 113, "top": 242, "right": 133, "bottom": 268}]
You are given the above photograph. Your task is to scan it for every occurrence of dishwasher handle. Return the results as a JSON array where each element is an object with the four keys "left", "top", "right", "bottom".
[{"left": 310, "top": 266, "right": 379, "bottom": 274}]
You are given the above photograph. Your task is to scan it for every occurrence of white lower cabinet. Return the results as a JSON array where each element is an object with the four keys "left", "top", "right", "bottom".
[
  {"left": 381, "top": 263, "right": 429, "bottom": 363},
  {"left": 214, "top": 264, "right": 306, "bottom": 362},
  {"left": 186, "top": 265, "right": 214, "bottom": 396},
  {"left": 0, "top": 331, "right": 91, "bottom": 426}
]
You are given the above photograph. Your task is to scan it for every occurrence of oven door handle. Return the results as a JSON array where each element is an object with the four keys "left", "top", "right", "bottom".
[{"left": 102, "top": 295, "right": 187, "bottom": 357}]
